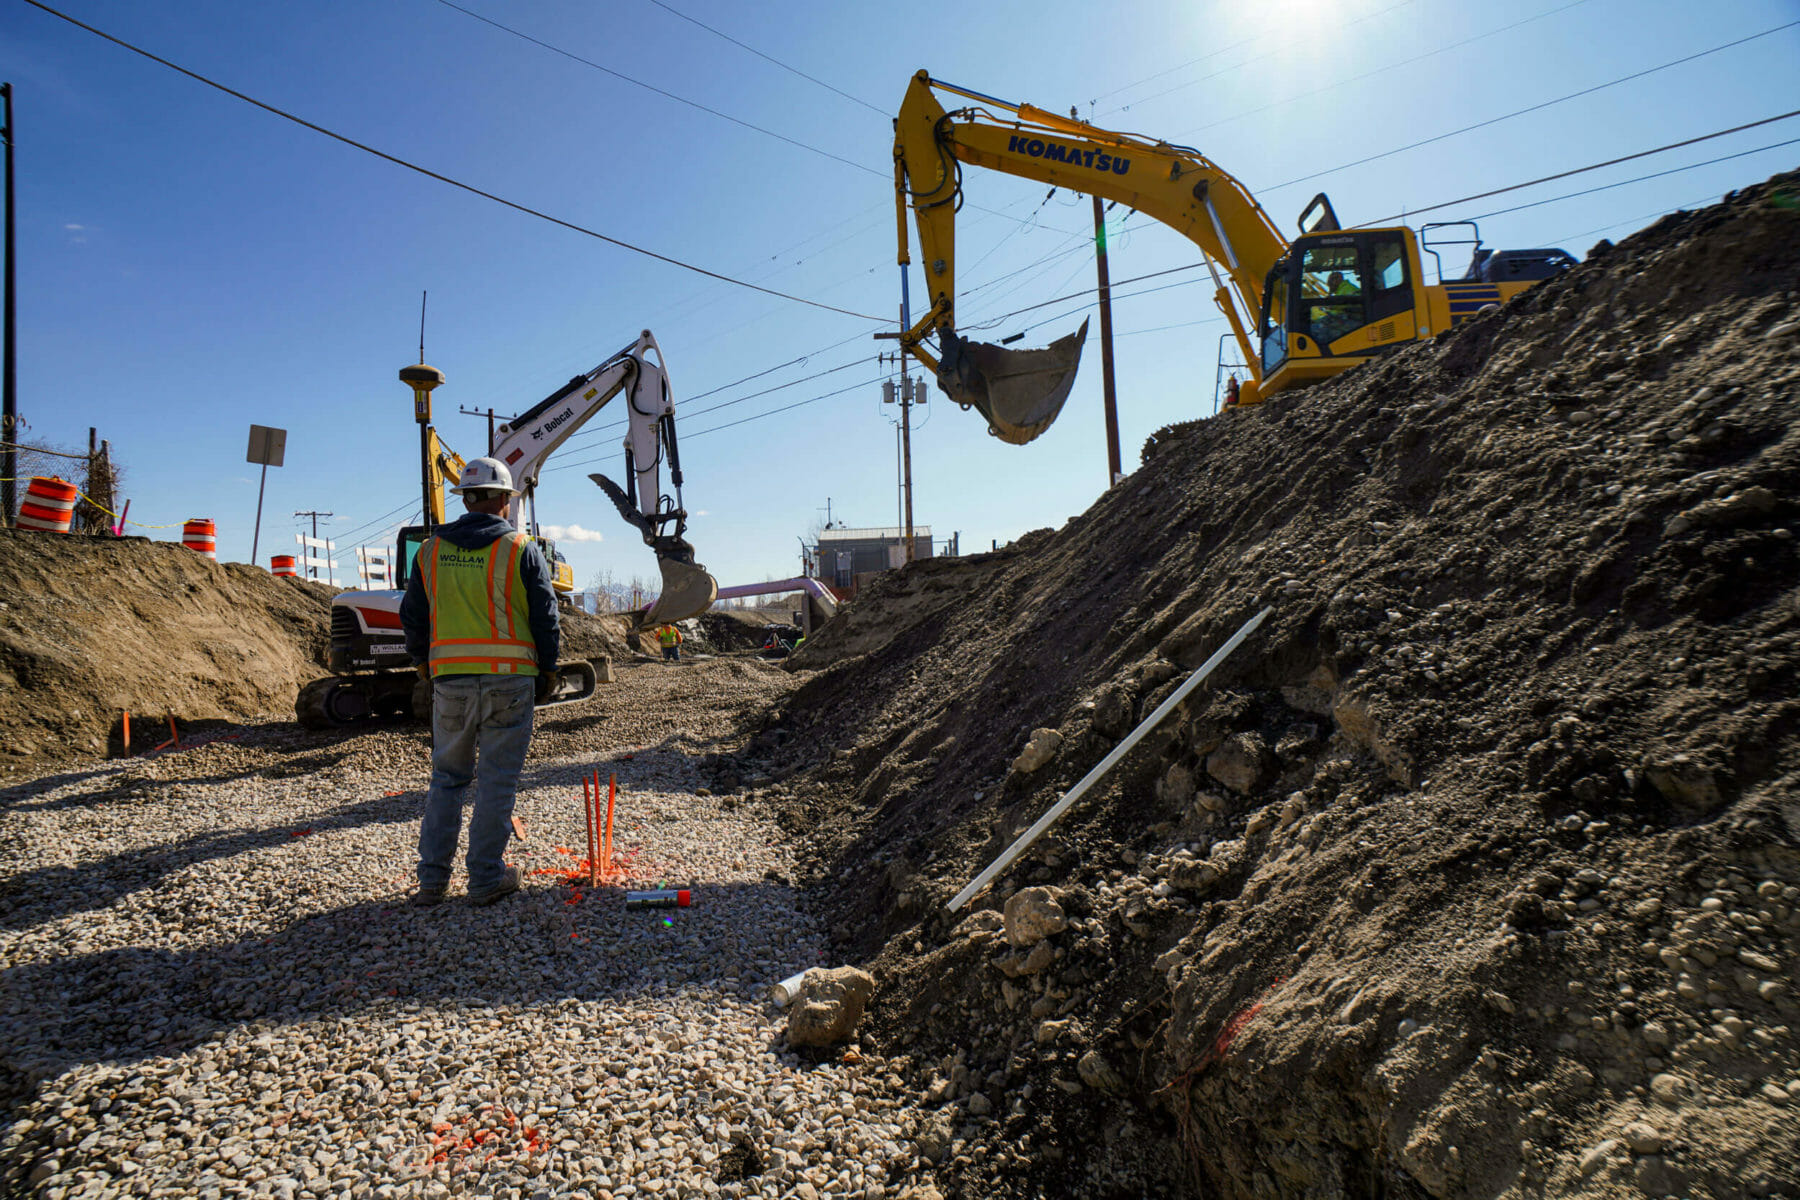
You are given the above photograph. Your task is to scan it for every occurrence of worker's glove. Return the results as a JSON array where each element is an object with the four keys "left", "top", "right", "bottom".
[
  {"left": 534, "top": 671, "right": 556, "bottom": 703},
  {"left": 415, "top": 663, "right": 431, "bottom": 685}
]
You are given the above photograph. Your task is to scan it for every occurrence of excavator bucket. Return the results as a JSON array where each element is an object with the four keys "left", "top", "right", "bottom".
[
  {"left": 937, "top": 318, "right": 1089, "bottom": 445},
  {"left": 642, "top": 556, "right": 718, "bottom": 627}
]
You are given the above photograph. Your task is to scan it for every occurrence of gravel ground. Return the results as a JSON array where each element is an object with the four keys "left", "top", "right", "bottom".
[{"left": 1, "top": 657, "right": 933, "bottom": 1199}]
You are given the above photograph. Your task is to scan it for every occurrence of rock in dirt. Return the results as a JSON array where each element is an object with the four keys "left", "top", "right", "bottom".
[
  {"left": 787, "top": 965, "right": 877, "bottom": 1047},
  {"left": 1012, "top": 727, "right": 1064, "bottom": 773},
  {"left": 1003, "top": 886, "right": 1068, "bottom": 947}
]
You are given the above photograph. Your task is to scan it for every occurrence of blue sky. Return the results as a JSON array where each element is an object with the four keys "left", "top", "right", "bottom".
[{"left": 4, "top": 0, "right": 1798, "bottom": 591}]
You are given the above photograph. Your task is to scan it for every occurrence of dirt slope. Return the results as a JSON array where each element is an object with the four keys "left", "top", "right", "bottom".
[
  {"left": 724, "top": 172, "right": 1800, "bottom": 1197},
  {"left": 0, "top": 533, "right": 337, "bottom": 769},
  {"left": 0, "top": 532, "right": 629, "bottom": 773}
]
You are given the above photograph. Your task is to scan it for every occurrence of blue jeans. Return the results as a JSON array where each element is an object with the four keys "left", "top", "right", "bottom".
[{"left": 418, "top": 673, "right": 535, "bottom": 893}]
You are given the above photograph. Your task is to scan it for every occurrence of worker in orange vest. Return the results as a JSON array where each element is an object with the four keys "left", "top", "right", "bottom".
[{"left": 656, "top": 622, "right": 684, "bottom": 662}]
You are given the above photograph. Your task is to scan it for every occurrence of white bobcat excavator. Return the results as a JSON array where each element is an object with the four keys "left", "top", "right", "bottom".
[{"left": 296, "top": 330, "right": 718, "bottom": 729}]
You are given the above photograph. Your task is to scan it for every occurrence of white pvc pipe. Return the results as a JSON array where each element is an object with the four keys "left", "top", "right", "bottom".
[
  {"left": 946, "top": 605, "right": 1273, "bottom": 912},
  {"left": 771, "top": 969, "right": 812, "bottom": 1007}
]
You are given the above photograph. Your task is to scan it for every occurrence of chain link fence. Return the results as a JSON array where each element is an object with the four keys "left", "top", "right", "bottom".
[{"left": 3, "top": 440, "right": 120, "bottom": 533}]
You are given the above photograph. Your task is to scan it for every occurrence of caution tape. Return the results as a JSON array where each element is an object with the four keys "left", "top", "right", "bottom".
[{"left": 0, "top": 478, "right": 186, "bottom": 529}]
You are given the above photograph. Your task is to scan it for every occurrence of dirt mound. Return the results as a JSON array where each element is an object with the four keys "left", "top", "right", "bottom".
[
  {"left": 723, "top": 171, "right": 1800, "bottom": 1197},
  {"left": 560, "top": 606, "right": 632, "bottom": 664},
  {"left": 0, "top": 530, "right": 630, "bottom": 774},
  {"left": 0, "top": 531, "right": 337, "bottom": 770},
  {"left": 692, "top": 610, "right": 780, "bottom": 653}
]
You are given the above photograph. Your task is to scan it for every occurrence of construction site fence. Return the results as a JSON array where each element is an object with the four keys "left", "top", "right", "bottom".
[{"left": 3, "top": 438, "right": 118, "bottom": 535}]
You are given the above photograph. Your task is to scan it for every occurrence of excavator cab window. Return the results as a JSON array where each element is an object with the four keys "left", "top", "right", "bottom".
[
  {"left": 1372, "top": 239, "right": 1406, "bottom": 291},
  {"left": 1259, "top": 269, "right": 1290, "bottom": 373},
  {"left": 394, "top": 526, "right": 431, "bottom": 591},
  {"left": 1301, "top": 240, "right": 1363, "bottom": 350}
]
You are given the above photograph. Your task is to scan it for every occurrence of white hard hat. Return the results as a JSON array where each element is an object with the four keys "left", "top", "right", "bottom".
[{"left": 450, "top": 457, "right": 520, "bottom": 495}]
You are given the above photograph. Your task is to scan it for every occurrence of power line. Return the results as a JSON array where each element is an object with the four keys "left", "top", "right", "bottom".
[
  {"left": 1096, "top": 0, "right": 1424, "bottom": 115},
  {"left": 686, "top": 376, "right": 881, "bottom": 440},
  {"left": 557, "top": 356, "right": 872, "bottom": 450},
  {"left": 20, "top": 0, "right": 884, "bottom": 322},
  {"left": 1464, "top": 136, "right": 1800, "bottom": 223},
  {"left": 644, "top": 0, "right": 887, "bottom": 116},
  {"left": 1369, "top": 110, "right": 1800, "bottom": 224},
  {"left": 330, "top": 495, "right": 419, "bottom": 546},
  {"left": 1261, "top": 19, "right": 1800, "bottom": 194},
  {"left": 1170, "top": 0, "right": 1595, "bottom": 140},
  {"left": 1551, "top": 190, "right": 1723, "bottom": 246},
  {"left": 433, "top": 0, "right": 883, "bottom": 177}
]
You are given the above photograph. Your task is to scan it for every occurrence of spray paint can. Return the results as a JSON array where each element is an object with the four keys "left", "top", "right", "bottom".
[{"left": 624, "top": 888, "right": 691, "bottom": 909}]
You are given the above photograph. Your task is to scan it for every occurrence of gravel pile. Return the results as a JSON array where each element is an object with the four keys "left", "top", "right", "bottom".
[{"left": 1, "top": 659, "right": 936, "bottom": 1199}]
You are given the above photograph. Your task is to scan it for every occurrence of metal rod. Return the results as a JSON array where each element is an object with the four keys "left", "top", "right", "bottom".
[
  {"left": 946, "top": 605, "right": 1273, "bottom": 912},
  {"left": 250, "top": 462, "right": 268, "bottom": 565},
  {"left": 420, "top": 424, "right": 434, "bottom": 533},
  {"left": 2, "top": 83, "right": 17, "bottom": 528},
  {"left": 1090, "top": 185, "right": 1121, "bottom": 486}
]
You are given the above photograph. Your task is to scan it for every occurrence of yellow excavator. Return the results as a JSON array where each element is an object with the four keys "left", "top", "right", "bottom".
[{"left": 890, "top": 71, "right": 1573, "bottom": 442}]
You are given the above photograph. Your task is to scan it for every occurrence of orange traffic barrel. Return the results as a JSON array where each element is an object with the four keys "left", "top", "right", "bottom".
[
  {"left": 16, "top": 476, "right": 80, "bottom": 532},
  {"left": 270, "top": 554, "right": 298, "bottom": 576},
  {"left": 182, "top": 518, "right": 217, "bottom": 559}
]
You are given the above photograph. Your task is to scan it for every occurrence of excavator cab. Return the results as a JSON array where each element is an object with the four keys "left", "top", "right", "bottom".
[
  {"left": 935, "top": 319, "right": 1090, "bottom": 445},
  {"left": 1257, "top": 228, "right": 1423, "bottom": 392}
]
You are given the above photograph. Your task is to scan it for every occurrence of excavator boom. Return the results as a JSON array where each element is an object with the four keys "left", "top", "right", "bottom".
[
  {"left": 891, "top": 71, "right": 1571, "bottom": 437},
  {"left": 894, "top": 71, "right": 1286, "bottom": 437},
  {"left": 490, "top": 330, "right": 715, "bottom": 627}
]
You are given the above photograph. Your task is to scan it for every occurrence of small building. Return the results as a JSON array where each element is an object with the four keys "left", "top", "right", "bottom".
[{"left": 813, "top": 526, "right": 933, "bottom": 589}]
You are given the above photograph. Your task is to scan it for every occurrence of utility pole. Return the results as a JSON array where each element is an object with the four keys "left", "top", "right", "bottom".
[
  {"left": 879, "top": 350, "right": 921, "bottom": 564},
  {"left": 2, "top": 83, "right": 18, "bottom": 528},
  {"left": 294, "top": 510, "right": 332, "bottom": 579},
  {"left": 1081, "top": 107, "right": 1122, "bottom": 487},
  {"left": 899, "top": 310, "right": 916, "bottom": 563},
  {"left": 459, "top": 405, "right": 504, "bottom": 455}
]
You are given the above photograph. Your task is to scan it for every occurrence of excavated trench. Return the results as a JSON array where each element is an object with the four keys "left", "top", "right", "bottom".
[{"left": 720, "top": 171, "right": 1800, "bottom": 1198}]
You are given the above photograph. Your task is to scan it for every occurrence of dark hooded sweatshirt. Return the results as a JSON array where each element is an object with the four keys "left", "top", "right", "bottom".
[{"left": 400, "top": 512, "right": 560, "bottom": 676}]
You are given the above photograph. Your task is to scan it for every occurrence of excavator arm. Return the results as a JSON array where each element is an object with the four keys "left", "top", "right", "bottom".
[
  {"left": 488, "top": 330, "right": 716, "bottom": 626},
  {"left": 893, "top": 71, "right": 1290, "bottom": 439}
]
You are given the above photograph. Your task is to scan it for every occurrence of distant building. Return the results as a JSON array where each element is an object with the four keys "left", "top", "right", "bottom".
[{"left": 812, "top": 526, "right": 934, "bottom": 589}]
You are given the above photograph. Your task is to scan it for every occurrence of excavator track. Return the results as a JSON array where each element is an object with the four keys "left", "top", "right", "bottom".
[{"left": 297, "top": 664, "right": 599, "bottom": 730}]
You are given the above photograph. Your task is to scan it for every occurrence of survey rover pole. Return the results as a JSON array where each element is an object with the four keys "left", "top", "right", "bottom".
[{"left": 2, "top": 84, "right": 17, "bottom": 527}]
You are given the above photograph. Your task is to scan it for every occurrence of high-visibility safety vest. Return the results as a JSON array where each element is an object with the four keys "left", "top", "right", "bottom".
[
  {"left": 423, "top": 531, "right": 539, "bottom": 677},
  {"left": 657, "top": 625, "right": 681, "bottom": 646}
]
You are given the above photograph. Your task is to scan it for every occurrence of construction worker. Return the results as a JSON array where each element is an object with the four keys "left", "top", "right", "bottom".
[
  {"left": 656, "top": 622, "right": 683, "bottom": 662},
  {"left": 400, "top": 457, "right": 560, "bottom": 907}
]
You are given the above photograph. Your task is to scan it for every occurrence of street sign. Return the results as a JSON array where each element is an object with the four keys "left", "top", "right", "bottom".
[
  {"left": 247, "top": 424, "right": 287, "bottom": 468},
  {"left": 247, "top": 424, "right": 288, "bottom": 564}
]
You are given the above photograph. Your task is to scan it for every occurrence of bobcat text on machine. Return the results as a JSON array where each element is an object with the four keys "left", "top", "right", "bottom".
[
  {"left": 296, "top": 330, "right": 718, "bottom": 729},
  {"left": 888, "top": 71, "right": 1575, "bottom": 443}
]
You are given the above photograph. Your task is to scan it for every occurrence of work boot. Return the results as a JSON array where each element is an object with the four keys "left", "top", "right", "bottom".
[
  {"left": 467, "top": 865, "right": 523, "bottom": 907},
  {"left": 409, "top": 885, "right": 447, "bottom": 908}
]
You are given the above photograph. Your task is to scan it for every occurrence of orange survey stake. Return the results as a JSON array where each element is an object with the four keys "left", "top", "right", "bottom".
[{"left": 603, "top": 773, "right": 617, "bottom": 882}]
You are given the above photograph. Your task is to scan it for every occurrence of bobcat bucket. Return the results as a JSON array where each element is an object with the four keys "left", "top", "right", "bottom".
[
  {"left": 641, "top": 555, "right": 718, "bottom": 627},
  {"left": 937, "top": 318, "right": 1089, "bottom": 445}
]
